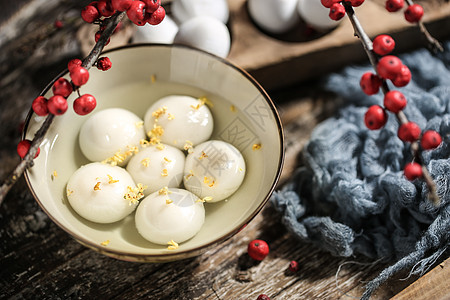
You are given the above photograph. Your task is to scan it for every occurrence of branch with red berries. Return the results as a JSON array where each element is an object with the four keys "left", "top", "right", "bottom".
[
  {"left": 322, "top": 0, "right": 443, "bottom": 205},
  {"left": 0, "top": 0, "right": 166, "bottom": 207}
]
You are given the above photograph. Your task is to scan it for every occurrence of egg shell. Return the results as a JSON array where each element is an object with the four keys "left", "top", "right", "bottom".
[
  {"left": 183, "top": 140, "right": 246, "bottom": 202},
  {"left": 132, "top": 15, "right": 178, "bottom": 44},
  {"left": 126, "top": 144, "right": 185, "bottom": 195},
  {"left": 173, "top": 16, "right": 231, "bottom": 58},
  {"left": 135, "top": 188, "right": 205, "bottom": 245},
  {"left": 143, "top": 95, "right": 214, "bottom": 149},
  {"left": 297, "top": 0, "right": 342, "bottom": 31},
  {"left": 248, "top": 0, "right": 300, "bottom": 34},
  {"left": 171, "top": 0, "right": 229, "bottom": 24},
  {"left": 79, "top": 108, "right": 146, "bottom": 165},
  {"left": 66, "top": 163, "right": 138, "bottom": 224}
]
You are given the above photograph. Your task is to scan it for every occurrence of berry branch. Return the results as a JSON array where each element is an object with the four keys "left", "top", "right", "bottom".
[
  {"left": 0, "top": 10, "right": 126, "bottom": 207},
  {"left": 342, "top": 3, "right": 441, "bottom": 205}
]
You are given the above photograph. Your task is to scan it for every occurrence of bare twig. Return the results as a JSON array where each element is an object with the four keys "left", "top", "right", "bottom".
[
  {"left": 344, "top": 3, "right": 440, "bottom": 206},
  {"left": 0, "top": 11, "right": 126, "bottom": 207}
]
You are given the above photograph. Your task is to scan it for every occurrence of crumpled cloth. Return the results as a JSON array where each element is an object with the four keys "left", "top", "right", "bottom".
[{"left": 271, "top": 41, "right": 450, "bottom": 299}]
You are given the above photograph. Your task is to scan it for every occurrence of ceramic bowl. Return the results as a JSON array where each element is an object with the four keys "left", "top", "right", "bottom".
[{"left": 24, "top": 44, "right": 284, "bottom": 262}]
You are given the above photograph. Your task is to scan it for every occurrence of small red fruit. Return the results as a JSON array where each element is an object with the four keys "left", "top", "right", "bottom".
[
  {"left": 81, "top": 5, "right": 100, "bottom": 23},
  {"left": 373, "top": 34, "right": 395, "bottom": 56},
  {"left": 54, "top": 19, "right": 63, "bottom": 29},
  {"left": 377, "top": 55, "right": 403, "bottom": 80},
  {"left": 329, "top": 3, "right": 346, "bottom": 21},
  {"left": 421, "top": 130, "right": 442, "bottom": 150},
  {"left": 321, "top": 0, "right": 340, "bottom": 8},
  {"left": 52, "top": 77, "right": 73, "bottom": 98},
  {"left": 47, "top": 95, "right": 68, "bottom": 115},
  {"left": 147, "top": 6, "right": 166, "bottom": 25},
  {"left": 73, "top": 94, "right": 97, "bottom": 115},
  {"left": 97, "top": 57, "right": 112, "bottom": 71},
  {"left": 384, "top": 90, "right": 407, "bottom": 113},
  {"left": 70, "top": 66, "right": 90, "bottom": 87},
  {"left": 127, "top": 0, "right": 147, "bottom": 26},
  {"left": 385, "top": 0, "right": 404, "bottom": 12},
  {"left": 97, "top": 0, "right": 116, "bottom": 17},
  {"left": 17, "top": 139, "right": 40, "bottom": 159},
  {"left": 392, "top": 64, "right": 411, "bottom": 87},
  {"left": 257, "top": 294, "right": 271, "bottom": 300},
  {"left": 289, "top": 260, "right": 300, "bottom": 272},
  {"left": 349, "top": 0, "right": 365, "bottom": 7},
  {"left": 360, "top": 72, "right": 382, "bottom": 95},
  {"left": 398, "top": 121, "right": 421, "bottom": 142},
  {"left": 248, "top": 239, "right": 269, "bottom": 261},
  {"left": 94, "top": 31, "right": 111, "bottom": 45},
  {"left": 404, "top": 162, "right": 423, "bottom": 181},
  {"left": 68, "top": 59, "right": 82, "bottom": 72},
  {"left": 404, "top": 4, "right": 424, "bottom": 23},
  {"left": 32, "top": 96, "right": 49, "bottom": 116},
  {"left": 364, "top": 105, "right": 388, "bottom": 130},
  {"left": 142, "top": 0, "right": 161, "bottom": 13}
]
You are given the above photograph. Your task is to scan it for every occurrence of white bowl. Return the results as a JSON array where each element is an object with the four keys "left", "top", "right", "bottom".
[{"left": 24, "top": 44, "right": 284, "bottom": 262}]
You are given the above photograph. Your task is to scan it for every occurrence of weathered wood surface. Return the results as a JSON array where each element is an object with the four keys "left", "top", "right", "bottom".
[{"left": 0, "top": 1, "right": 449, "bottom": 299}]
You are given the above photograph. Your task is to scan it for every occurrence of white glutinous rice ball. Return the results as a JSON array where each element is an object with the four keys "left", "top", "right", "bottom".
[
  {"left": 126, "top": 144, "right": 185, "bottom": 195},
  {"left": 297, "top": 0, "right": 342, "bottom": 31},
  {"left": 173, "top": 16, "right": 231, "bottom": 58},
  {"left": 183, "top": 140, "right": 246, "bottom": 202},
  {"left": 171, "top": 0, "right": 229, "bottom": 24},
  {"left": 144, "top": 95, "right": 214, "bottom": 150},
  {"left": 66, "top": 162, "right": 141, "bottom": 223},
  {"left": 133, "top": 15, "right": 178, "bottom": 44},
  {"left": 79, "top": 108, "right": 146, "bottom": 165},
  {"left": 248, "top": 0, "right": 300, "bottom": 34},
  {"left": 135, "top": 188, "right": 205, "bottom": 245}
]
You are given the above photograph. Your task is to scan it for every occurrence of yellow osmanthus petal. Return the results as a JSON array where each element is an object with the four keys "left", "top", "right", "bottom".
[
  {"left": 161, "top": 169, "right": 168, "bottom": 177},
  {"left": 107, "top": 174, "right": 119, "bottom": 184},
  {"left": 101, "top": 240, "right": 110, "bottom": 246},
  {"left": 167, "top": 240, "right": 179, "bottom": 250},
  {"left": 94, "top": 182, "right": 101, "bottom": 191},
  {"left": 252, "top": 143, "right": 262, "bottom": 151},
  {"left": 166, "top": 199, "right": 173, "bottom": 205},
  {"left": 141, "top": 158, "right": 150, "bottom": 167}
]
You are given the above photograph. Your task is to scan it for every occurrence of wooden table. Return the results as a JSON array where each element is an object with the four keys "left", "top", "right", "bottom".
[{"left": 1, "top": 1, "right": 449, "bottom": 299}]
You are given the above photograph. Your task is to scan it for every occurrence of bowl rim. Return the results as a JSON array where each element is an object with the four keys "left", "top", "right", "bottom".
[{"left": 23, "top": 43, "right": 285, "bottom": 262}]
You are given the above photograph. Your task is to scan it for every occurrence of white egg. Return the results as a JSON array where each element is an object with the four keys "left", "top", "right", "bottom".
[
  {"left": 66, "top": 163, "right": 140, "bottom": 224},
  {"left": 132, "top": 15, "right": 178, "bottom": 44},
  {"left": 183, "top": 140, "right": 246, "bottom": 202},
  {"left": 297, "top": 0, "right": 342, "bottom": 31},
  {"left": 173, "top": 16, "right": 231, "bottom": 58},
  {"left": 171, "top": 0, "right": 229, "bottom": 24},
  {"left": 126, "top": 144, "right": 185, "bottom": 195},
  {"left": 248, "top": 0, "right": 300, "bottom": 34},
  {"left": 135, "top": 188, "right": 205, "bottom": 245},
  {"left": 79, "top": 108, "right": 146, "bottom": 165},
  {"left": 144, "top": 95, "right": 214, "bottom": 150}
]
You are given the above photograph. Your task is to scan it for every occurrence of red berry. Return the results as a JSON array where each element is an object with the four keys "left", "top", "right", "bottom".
[
  {"left": 349, "top": 0, "right": 365, "bottom": 7},
  {"left": 32, "top": 96, "right": 49, "bottom": 116},
  {"left": 94, "top": 31, "right": 111, "bottom": 45},
  {"left": 111, "top": 0, "right": 132, "bottom": 11},
  {"left": 373, "top": 34, "right": 395, "bottom": 56},
  {"left": 404, "top": 4, "right": 424, "bottom": 23},
  {"left": 289, "top": 260, "right": 300, "bottom": 272},
  {"left": 47, "top": 95, "right": 68, "bottom": 115},
  {"left": 421, "top": 130, "right": 442, "bottom": 150},
  {"left": 257, "top": 294, "right": 271, "bottom": 300},
  {"left": 364, "top": 105, "right": 388, "bottom": 130},
  {"left": 329, "top": 3, "right": 346, "bottom": 21},
  {"left": 321, "top": 0, "right": 340, "bottom": 9},
  {"left": 54, "top": 19, "right": 63, "bottom": 29},
  {"left": 17, "top": 139, "right": 40, "bottom": 159},
  {"left": 248, "top": 239, "right": 269, "bottom": 261},
  {"left": 392, "top": 64, "right": 411, "bottom": 87},
  {"left": 385, "top": 0, "right": 404, "bottom": 12},
  {"left": 398, "top": 122, "right": 421, "bottom": 142},
  {"left": 147, "top": 6, "right": 165, "bottom": 25},
  {"left": 404, "top": 162, "right": 423, "bottom": 180},
  {"left": 127, "top": 1, "right": 147, "bottom": 26},
  {"left": 70, "top": 66, "right": 90, "bottom": 87},
  {"left": 377, "top": 55, "right": 403, "bottom": 80},
  {"left": 52, "top": 77, "right": 73, "bottom": 98},
  {"left": 360, "top": 72, "right": 382, "bottom": 95},
  {"left": 384, "top": 90, "right": 407, "bottom": 113},
  {"left": 81, "top": 5, "right": 100, "bottom": 23},
  {"left": 142, "top": 0, "right": 161, "bottom": 13},
  {"left": 97, "top": 0, "right": 116, "bottom": 17},
  {"left": 68, "top": 59, "right": 82, "bottom": 72},
  {"left": 73, "top": 94, "right": 97, "bottom": 115},
  {"left": 97, "top": 57, "right": 112, "bottom": 71}
]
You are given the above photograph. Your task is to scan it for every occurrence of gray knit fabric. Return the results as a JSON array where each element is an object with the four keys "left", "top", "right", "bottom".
[{"left": 270, "top": 41, "right": 450, "bottom": 299}]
